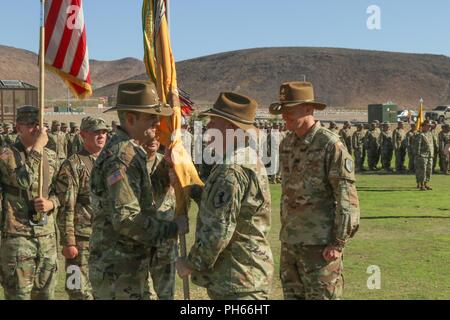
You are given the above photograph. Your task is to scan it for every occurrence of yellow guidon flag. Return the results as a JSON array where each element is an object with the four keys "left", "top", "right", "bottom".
[
  {"left": 416, "top": 97, "right": 425, "bottom": 130},
  {"left": 142, "top": 0, "right": 204, "bottom": 208}
]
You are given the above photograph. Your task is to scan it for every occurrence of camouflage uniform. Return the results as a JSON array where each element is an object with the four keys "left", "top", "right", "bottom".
[
  {"left": 1, "top": 124, "right": 17, "bottom": 146},
  {"left": 365, "top": 126, "right": 381, "bottom": 170},
  {"left": 279, "top": 121, "right": 360, "bottom": 300},
  {"left": 431, "top": 126, "right": 439, "bottom": 172},
  {"left": 392, "top": 126, "right": 407, "bottom": 171},
  {"left": 380, "top": 126, "right": 394, "bottom": 171},
  {"left": 438, "top": 127, "right": 450, "bottom": 174},
  {"left": 413, "top": 132, "right": 434, "bottom": 184},
  {"left": 47, "top": 128, "right": 68, "bottom": 161},
  {"left": 406, "top": 128, "right": 417, "bottom": 172},
  {"left": 144, "top": 153, "right": 178, "bottom": 300},
  {"left": 352, "top": 128, "right": 365, "bottom": 171},
  {"left": 187, "top": 146, "right": 274, "bottom": 300},
  {"left": 339, "top": 127, "right": 353, "bottom": 154},
  {"left": 89, "top": 127, "right": 179, "bottom": 300},
  {"left": 55, "top": 149, "right": 97, "bottom": 300},
  {"left": 67, "top": 124, "right": 83, "bottom": 158},
  {"left": 0, "top": 138, "right": 60, "bottom": 299}
]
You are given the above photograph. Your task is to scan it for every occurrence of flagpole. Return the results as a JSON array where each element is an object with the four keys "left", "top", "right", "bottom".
[{"left": 38, "top": 0, "right": 45, "bottom": 198}]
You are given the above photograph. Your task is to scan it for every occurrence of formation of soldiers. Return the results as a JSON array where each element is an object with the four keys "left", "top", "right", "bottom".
[
  {"left": 0, "top": 79, "right": 446, "bottom": 301},
  {"left": 348, "top": 119, "right": 450, "bottom": 189}
]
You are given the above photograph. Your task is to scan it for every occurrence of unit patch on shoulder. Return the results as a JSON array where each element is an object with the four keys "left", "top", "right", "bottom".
[{"left": 345, "top": 158, "right": 354, "bottom": 173}]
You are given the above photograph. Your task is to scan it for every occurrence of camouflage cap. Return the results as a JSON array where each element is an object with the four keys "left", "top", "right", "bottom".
[
  {"left": 80, "top": 116, "right": 108, "bottom": 132},
  {"left": 52, "top": 120, "right": 60, "bottom": 126},
  {"left": 61, "top": 122, "right": 68, "bottom": 128},
  {"left": 372, "top": 120, "right": 380, "bottom": 125},
  {"left": 69, "top": 122, "right": 76, "bottom": 128},
  {"left": 16, "top": 105, "right": 39, "bottom": 124}
]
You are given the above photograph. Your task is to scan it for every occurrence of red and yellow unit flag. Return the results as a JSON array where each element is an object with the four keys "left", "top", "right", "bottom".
[
  {"left": 142, "top": 0, "right": 203, "bottom": 205},
  {"left": 44, "top": 0, "right": 92, "bottom": 99}
]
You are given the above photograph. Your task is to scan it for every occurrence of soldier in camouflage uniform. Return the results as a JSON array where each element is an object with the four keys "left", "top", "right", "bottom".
[
  {"left": 365, "top": 121, "right": 381, "bottom": 171},
  {"left": 329, "top": 121, "right": 339, "bottom": 135},
  {"left": 176, "top": 92, "right": 274, "bottom": 300},
  {"left": 413, "top": 120, "right": 434, "bottom": 190},
  {"left": 438, "top": 124, "right": 450, "bottom": 174},
  {"left": 142, "top": 138, "right": 178, "bottom": 300},
  {"left": 67, "top": 122, "right": 81, "bottom": 157},
  {"left": 2, "top": 124, "right": 18, "bottom": 146},
  {"left": 392, "top": 121, "right": 407, "bottom": 172},
  {"left": 406, "top": 123, "right": 417, "bottom": 173},
  {"left": 269, "top": 82, "right": 360, "bottom": 300},
  {"left": 88, "top": 81, "right": 188, "bottom": 300},
  {"left": 61, "top": 122, "right": 69, "bottom": 134},
  {"left": 380, "top": 122, "right": 394, "bottom": 171},
  {"left": 55, "top": 117, "right": 108, "bottom": 300},
  {"left": 47, "top": 120, "right": 68, "bottom": 161},
  {"left": 0, "top": 106, "right": 60, "bottom": 300},
  {"left": 339, "top": 121, "right": 353, "bottom": 154},
  {"left": 352, "top": 124, "right": 366, "bottom": 172},
  {"left": 430, "top": 121, "right": 439, "bottom": 173}
]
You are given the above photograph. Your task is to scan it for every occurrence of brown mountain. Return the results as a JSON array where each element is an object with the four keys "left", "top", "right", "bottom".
[
  {"left": 0, "top": 45, "right": 144, "bottom": 99},
  {"left": 95, "top": 47, "right": 450, "bottom": 110},
  {"left": 2, "top": 45, "right": 450, "bottom": 109}
]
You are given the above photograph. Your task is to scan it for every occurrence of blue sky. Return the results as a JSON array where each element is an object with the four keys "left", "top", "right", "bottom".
[{"left": 0, "top": 1, "right": 449, "bottom": 61}]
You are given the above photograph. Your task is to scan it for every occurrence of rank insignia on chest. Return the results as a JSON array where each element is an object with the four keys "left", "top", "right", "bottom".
[{"left": 107, "top": 170, "right": 124, "bottom": 186}]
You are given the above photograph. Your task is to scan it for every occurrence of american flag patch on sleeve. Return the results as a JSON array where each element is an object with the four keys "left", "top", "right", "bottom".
[{"left": 107, "top": 170, "right": 124, "bottom": 186}]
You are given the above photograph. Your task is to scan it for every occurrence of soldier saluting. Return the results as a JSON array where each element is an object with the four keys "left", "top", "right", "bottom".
[
  {"left": 0, "top": 106, "right": 60, "bottom": 300},
  {"left": 269, "top": 82, "right": 360, "bottom": 300}
]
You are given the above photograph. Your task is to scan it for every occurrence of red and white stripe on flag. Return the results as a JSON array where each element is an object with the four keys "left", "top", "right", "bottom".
[{"left": 44, "top": 0, "right": 92, "bottom": 99}]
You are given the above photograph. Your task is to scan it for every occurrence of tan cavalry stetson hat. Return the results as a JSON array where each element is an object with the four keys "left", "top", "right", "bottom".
[
  {"left": 269, "top": 81, "right": 327, "bottom": 114},
  {"left": 104, "top": 80, "right": 173, "bottom": 116},
  {"left": 200, "top": 92, "right": 258, "bottom": 131}
]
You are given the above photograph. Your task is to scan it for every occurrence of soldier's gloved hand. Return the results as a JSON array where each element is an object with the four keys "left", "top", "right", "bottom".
[
  {"left": 174, "top": 215, "right": 189, "bottom": 235},
  {"left": 176, "top": 257, "right": 193, "bottom": 278},
  {"left": 33, "top": 127, "right": 49, "bottom": 153},
  {"left": 63, "top": 246, "right": 79, "bottom": 260},
  {"left": 322, "top": 245, "right": 342, "bottom": 262},
  {"left": 34, "top": 197, "right": 54, "bottom": 213}
]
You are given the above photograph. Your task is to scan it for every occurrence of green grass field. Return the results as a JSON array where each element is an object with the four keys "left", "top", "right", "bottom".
[{"left": 1, "top": 173, "right": 450, "bottom": 300}]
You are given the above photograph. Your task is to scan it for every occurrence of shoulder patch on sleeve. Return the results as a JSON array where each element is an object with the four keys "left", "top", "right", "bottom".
[
  {"left": 107, "top": 170, "right": 125, "bottom": 186},
  {"left": 345, "top": 158, "right": 354, "bottom": 173}
]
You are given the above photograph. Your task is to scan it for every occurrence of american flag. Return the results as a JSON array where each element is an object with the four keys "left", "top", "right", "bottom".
[{"left": 44, "top": 0, "right": 92, "bottom": 99}]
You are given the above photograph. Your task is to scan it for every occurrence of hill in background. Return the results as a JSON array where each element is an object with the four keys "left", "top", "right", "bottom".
[{"left": 2, "top": 45, "right": 450, "bottom": 109}]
